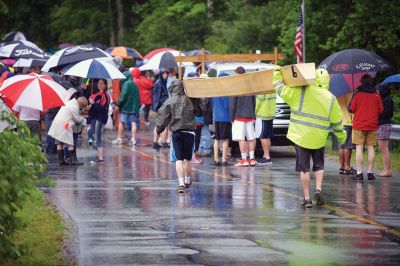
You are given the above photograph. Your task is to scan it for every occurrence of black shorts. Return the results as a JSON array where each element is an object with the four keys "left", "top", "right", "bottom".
[
  {"left": 255, "top": 119, "right": 274, "bottom": 139},
  {"left": 172, "top": 131, "right": 195, "bottom": 161},
  {"left": 295, "top": 145, "right": 325, "bottom": 172},
  {"left": 214, "top": 122, "right": 232, "bottom": 140}
]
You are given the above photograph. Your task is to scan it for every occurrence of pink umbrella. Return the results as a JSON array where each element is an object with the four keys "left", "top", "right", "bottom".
[
  {"left": 143, "top": 48, "right": 177, "bottom": 61},
  {"left": 0, "top": 73, "right": 67, "bottom": 111},
  {"left": 0, "top": 59, "right": 16, "bottom": 67}
]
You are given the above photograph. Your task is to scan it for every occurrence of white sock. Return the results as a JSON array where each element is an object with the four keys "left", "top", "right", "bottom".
[
  {"left": 178, "top": 177, "right": 184, "bottom": 186},
  {"left": 241, "top": 153, "right": 247, "bottom": 160},
  {"left": 249, "top": 151, "right": 255, "bottom": 159},
  {"left": 185, "top": 176, "right": 191, "bottom": 184},
  {"left": 357, "top": 171, "right": 362, "bottom": 175}
]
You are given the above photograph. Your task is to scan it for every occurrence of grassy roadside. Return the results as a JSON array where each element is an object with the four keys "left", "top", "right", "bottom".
[
  {"left": 325, "top": 138, "right": 400, "bottom": 172},
  {"left": 1, "top": 188, "right": 68, "bottom": 266}
]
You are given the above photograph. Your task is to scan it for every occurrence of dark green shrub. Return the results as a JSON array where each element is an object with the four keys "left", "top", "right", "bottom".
[{"left": 0, "top": 111, "right": 48, "bottom": 258}]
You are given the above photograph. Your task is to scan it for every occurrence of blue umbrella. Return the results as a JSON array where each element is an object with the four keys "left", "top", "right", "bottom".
[{"left": 382, "top": 74, "right": 400, "bottom": 84}]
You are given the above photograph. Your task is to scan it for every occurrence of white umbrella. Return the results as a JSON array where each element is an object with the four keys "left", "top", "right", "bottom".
[
  {"left": 13, "top": 58, "right": 47, "bottom": 68},
  {"left": 62, "top": 58, "right": 125, "bottom": 79}
]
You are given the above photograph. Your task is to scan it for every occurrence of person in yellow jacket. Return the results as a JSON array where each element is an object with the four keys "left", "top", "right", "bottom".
[
  {"left": 273, "top": 67, "right": 346, "bottom": 208},
  {"left": 255, "top": 92, "right": 276, "bottom": 164}
]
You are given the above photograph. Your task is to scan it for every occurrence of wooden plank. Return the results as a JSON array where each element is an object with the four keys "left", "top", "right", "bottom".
[
  {"left": 175, "top": 53, "right": 284, "bottom": 63},
  {"left": 281, "top": 63, "right": 316, "bottom": 87},
  {"left": 183, "top": 63, "right": 316, "bottom": 98}
]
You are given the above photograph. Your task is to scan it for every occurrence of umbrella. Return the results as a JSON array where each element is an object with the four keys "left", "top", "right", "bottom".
[
  {"left": 329, "top": 72, "right": 376, "bottom": 98},
  {"left": 13, "top": 58, "right": 47, "bottom": 68},
  {"left": 318, "top": 48, "right": 391, "bottom": 74},
  {"left": 139, "top": 51, "right": 178, "bottom": 71},
  {"left": 0, "top": 59, "right": 16, "bottom": 67},
  {"left": 106, "top": 46, "right": 143, "bottom": 60},
  {"left": 58, "top": 43, "right": 75, "bottom": 49},
  {"left": 2, "top": 31, "right": 27, "bottom": 42},
  {"left": 382, "top": 74, "right": 400, "bottom": 84},
  {"left": 62, "top": 58, "right": 125, "bottom": 79},
  {"left": 0, "top": 40, "right": 47, "bottom": 60},
  {"left": 42, "top": 45, "right": 111, "bottom": 72},
  {"left": 140, "top": 51, "right": 194, "bottom": 71},
  {"left": 184, "top": 49, "right": 211, "bottom": 56},
  {"left": 0, "top": 73, "right": 67, "bottom": 111},
  {"left": 143, "top": 48, "right": 177, "bottom": 61}
]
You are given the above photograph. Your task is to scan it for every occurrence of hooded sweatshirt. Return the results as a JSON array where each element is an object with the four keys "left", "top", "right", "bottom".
[
  {"left": 156, "top": 80, "right": 204, "bottom": 133},
  {"left": 131, "top": 68, "right": 153, "bottom": 105},
  {"left": 349, "top": 84, "right": 383, "bottom": 130},
  {"left": 377, "top": 85, "right": 394, "bottom": 125},
  {"left": 152, "top": 70, "right": 169, "bottom": 111},
  {"left": 117, "top": 71, "right": 140, "bottom": 114}
]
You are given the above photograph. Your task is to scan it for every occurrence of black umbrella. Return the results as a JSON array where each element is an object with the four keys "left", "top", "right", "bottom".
[
  {"left": 2, "top": 31, "right": 27, "bottom": 42},
  {"left": 0, "top": 40, "right": 47, "bottom": 60},
  {"left": 139, "top": 51, "right": 178, "bottom": 70},
  {"left": 42, "top": 45, "right": 111, "bottom": 72},
  {"left": 318, "top": 48, "right": 391, "bottom": 74},
  {"left": 184, "top": 49, "right": 211, "bottom": 56}
]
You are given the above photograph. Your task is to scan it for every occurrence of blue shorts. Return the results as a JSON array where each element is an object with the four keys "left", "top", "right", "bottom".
[{"left": 119, "top": 113, "right": 139, "bottom": 126}]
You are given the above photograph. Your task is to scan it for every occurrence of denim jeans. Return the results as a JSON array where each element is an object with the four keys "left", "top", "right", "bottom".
[
  {"left": 199, "top": 125, "right": 212, "bottom": 154},
  {"left": 45, "top": 113, "right": 56, "bottom": 154},
  {"left": 88, "top": 119, "right": 96, "bottom": 141}
]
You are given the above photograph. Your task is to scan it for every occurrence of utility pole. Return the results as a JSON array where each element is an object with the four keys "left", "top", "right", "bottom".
[{"left": 302, "top": 0, "right": 306, "bottom": 63}]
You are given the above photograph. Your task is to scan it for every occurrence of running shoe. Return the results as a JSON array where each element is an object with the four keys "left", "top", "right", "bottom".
[
  {"left": 248, "top": 159, "right": 257, "bottom": 166},
  {"left": 314, "top": 189, "right": 325, "bottom": 206},
  {"left": 111, "top": 138, "right": 123, "bottom": 145},
  {"left": 367, "top": 172, "right": 376, "bottom": 180},
  {"left": 256, "top": 157, "right": 271, "bottom": 165},
  {"left": 235, "top": 159, "right": 249, "bottom": 167},
  {"left": 301, "top": 199, "right": 313, "bottom": 208},
  {"left": 176, "top": 186, "right": 185, "bottom": 193}
]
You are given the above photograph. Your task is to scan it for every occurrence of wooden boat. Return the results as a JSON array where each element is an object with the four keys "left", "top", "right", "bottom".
[{"left": 183, "top": 63, "right": 316, "bottom": 98}]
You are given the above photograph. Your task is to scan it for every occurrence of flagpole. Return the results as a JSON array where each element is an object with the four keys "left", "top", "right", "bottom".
[{"left": 302, "top": 0, "right": 306, "bottom": 63}]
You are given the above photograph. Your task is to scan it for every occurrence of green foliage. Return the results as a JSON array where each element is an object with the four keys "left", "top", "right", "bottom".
[
  {"left": 1, "top": 188, "right": 67, "bottom": 266},
  {"left": 0, "top": 111, "right": 48, "bottom": 258}
]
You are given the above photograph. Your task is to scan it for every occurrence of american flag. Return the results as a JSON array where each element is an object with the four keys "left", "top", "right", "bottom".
[{"left": 294, "top": 7, "right": 303, "bottom": 63}]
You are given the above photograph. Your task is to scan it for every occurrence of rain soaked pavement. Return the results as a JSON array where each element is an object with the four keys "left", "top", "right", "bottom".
[{"left": 44, "top": 126, "right": 400, "bottom": 265}]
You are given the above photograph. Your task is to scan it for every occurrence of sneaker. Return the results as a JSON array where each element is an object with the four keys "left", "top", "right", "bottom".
[
  {"left": 314, "top": 189, "right": 325, "bottom": 206},
  {"left": 192, "top": 156, "right": 203, "bottom": 164},
  {"left": 153, "top": 142, "right": 161, "bottom": 150},
  {"left": 354, "top": 172, "right": 363, "bottom": 181},
  {"left": 301, "top": 199, "right": 313, "bottom": 208},
  {"left": 367, "top": 172, "right": 376, "bottom": 180},
  {"left": 95, "top": 158, "right": 104, "bottom": 163},
  {"left": 257, "top": 157, "right": 272, "bottom": 165},
  {"left": 176, "top": 186, "right": 185, "bottom": 193},
  {"left": 112, "top": 138, "right": 123, "bottom": 145},
  {"left": 88, "top": 138, "right": 93, "bottom": 146},
  {"left": 248, "top": 159, "right": 257, "bottom": 166},
  {"left": 221, "top": 161, "right": 229, "bottom": 166},
  {"left": 213, "top": 161, "right": 221, "bottom": 166},
  {"left": 235, "top": 159, "right": 249, "bottom": 167},
  {"left": 184, "top": 177, "right": 192, "bottom": 188},
  {"left": 130, "top": 138, "right": 136, "bottom": 146},
  {"left": 339, "top": 168, "right": 345, "bottom": 174}
]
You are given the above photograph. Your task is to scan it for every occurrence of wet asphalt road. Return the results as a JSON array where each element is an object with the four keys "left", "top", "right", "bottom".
[{"left": 44, "top": 127, "right": 400, "bottom": 265}]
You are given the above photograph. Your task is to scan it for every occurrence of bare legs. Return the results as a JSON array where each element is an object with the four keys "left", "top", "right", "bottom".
[
  {"left": 300, "top": 170, "right": 324, "bottom": 200},
  {"left": 213, "top": 139, "right": 229, "bottom": 162},
  {"left": 378, "top": 139, "right": 391, "bottom": 176},
  {"left": 176, "top": 159, "right": 192, "bottom": 186},
  {"left": 355, "top": 144, "right": 376, "bottom": 173},
  {"left": 260, "top": 138, "right": 271, "bottom": 159}
]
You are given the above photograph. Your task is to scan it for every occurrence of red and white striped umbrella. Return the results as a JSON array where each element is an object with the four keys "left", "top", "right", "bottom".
[{"left": 0, "top": 73, "right": 67, "bottom": 111}]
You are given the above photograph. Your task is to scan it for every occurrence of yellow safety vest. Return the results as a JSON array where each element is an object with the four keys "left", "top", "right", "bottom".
[{"left": 255, "top": 93, "right": 276, "bottom": 120}]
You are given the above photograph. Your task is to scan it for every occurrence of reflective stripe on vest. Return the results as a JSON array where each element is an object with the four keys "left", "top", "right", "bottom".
[
  {"left": 273, "top": 81, "right": 284, "bottom": 96},
  {"left": 290, "top": 117, "right": 331, "bottom": 130},
  {"left": 291, "top": 88, "right": 334, "bottom": 123}
]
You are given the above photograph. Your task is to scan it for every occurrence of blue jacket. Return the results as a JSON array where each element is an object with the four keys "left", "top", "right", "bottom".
[
  {"left": 212, "top": 97, "right": 230, "bottom": 122},
  {"left": 89, "top": 93, "right": 110, "bottom": 124},
  {"left": 152, "top": 72, "right": 169, "bottom": 111}
]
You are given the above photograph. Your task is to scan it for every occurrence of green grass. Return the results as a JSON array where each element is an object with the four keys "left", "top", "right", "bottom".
[
  {"left": 325, "top": 137, "right": 400, "bottom": 172},
  {"left": 1, "top": 188, "right": 68, "bottom": 266}
]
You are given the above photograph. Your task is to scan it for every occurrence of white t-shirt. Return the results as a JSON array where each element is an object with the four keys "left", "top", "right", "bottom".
[{"left": 13, "top": 106, "right": 41, "bottom": 121}]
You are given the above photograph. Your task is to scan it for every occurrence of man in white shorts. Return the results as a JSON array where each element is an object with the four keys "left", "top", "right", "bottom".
[{"left": 229, "top": 66, "right": 257, "bottom": 166}]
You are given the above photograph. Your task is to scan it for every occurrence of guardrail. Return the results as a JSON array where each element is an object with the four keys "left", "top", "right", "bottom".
[{"left": 390, "top": 124, "right": 400, "bottom": 141}]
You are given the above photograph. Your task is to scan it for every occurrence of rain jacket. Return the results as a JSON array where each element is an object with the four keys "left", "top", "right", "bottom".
[
  {"left": 348, "top": 84, "right": 383, "bottom": 130},
  {"left": 212, "top": 97, "right": 230, "bottom": 122},
  {"left": 229, "top": 96, "right": 256, "bottom": 121},
  {"left": 273, "top": 68, "right": 346, "bottom": 149},
  {"left": 255, "top": 93, "right": 276, "bottom": 121},
  {"left": 117, "top": 71, "right": 140, "bottom": 114},
  {"left": 48, "top": 98, "right": 86, "bottom": 145},
  {"left": 378, "top": 85, "right": 394, "bottom": 125},
  {"left": 131, "top": 68, "right": 153, "bottom": 105},
  {"left": 156, "top": 80, "right": 204, "bottom": 133},
  {"left": 152, "top": 71, "right": 169, "bottom": 112}
]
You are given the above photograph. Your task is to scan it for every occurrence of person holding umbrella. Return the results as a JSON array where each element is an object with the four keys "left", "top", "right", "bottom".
[{"left": 348, "top": 74, "right": 383, "bottom": 180}]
